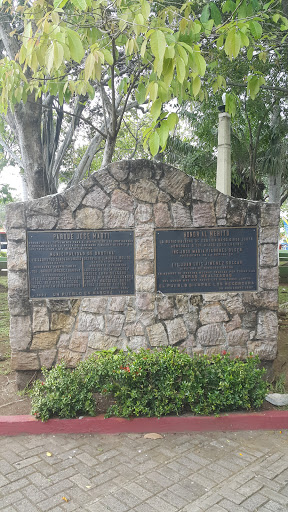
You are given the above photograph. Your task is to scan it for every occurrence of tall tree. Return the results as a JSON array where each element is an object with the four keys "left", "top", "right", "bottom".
[{"left": 0, "top": 0, "right": 287, "bottom": 199}]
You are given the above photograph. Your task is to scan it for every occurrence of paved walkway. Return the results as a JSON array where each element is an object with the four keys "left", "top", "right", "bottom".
[{"left": 0, "top": 430, "right": 288, "bottom": 511}]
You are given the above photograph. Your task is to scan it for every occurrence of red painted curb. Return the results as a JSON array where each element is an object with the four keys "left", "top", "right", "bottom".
[{"left": 0, "top": 411, "right": 288, "bottom": 436}]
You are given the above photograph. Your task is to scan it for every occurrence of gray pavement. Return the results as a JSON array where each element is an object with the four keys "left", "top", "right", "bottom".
[{"left": 0, "top": 430, "right": 288, "bottom": 511}]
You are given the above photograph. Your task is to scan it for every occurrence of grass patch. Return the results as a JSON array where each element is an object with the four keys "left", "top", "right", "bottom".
[{"left": 279, "top": 282, "right": 288, "bottom": 306}]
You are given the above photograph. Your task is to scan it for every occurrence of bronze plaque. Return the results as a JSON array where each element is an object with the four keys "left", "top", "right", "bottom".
[
  {"left": 155, "top": 228, "right": 258, "bottom": 293},
  {"left": 27, "top": 230, "right": 134, "bottom": 298}
]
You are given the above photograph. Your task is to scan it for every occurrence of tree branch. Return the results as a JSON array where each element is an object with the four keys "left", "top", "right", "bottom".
[
  {"left": 32, "top": 100, "right": 107, "bottom": 139},
  {"left": 0, "top": 11, "right": 20, "bottom": 59},
  {"left": 69, "top": 125, "right": 106, "bottom": 187},
  {"left": 52, "top": 96, "right": 87, "bottom": 187},
  {"left": 226, "top": 81, "right": 288, "bottom": 95}
]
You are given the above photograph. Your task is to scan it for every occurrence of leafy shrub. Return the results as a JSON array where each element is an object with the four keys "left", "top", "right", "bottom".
[
  {"left": 29, "top": 362, "right": 96, "bottom": 421},
  {"left": 79, "top": 347, "right": 195, "bottom": 417},
  {"left": 29, "top": 348, "right": 268, "bottom": 421}
]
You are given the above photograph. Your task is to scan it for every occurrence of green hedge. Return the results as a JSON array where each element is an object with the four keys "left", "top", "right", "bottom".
[{"left": 29, "top": 347, "right": 268, "bottom": 421}]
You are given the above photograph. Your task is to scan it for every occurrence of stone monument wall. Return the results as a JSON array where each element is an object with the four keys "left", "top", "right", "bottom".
[{"left": 5, "top": 160, "right": 279, "bottom": 388}]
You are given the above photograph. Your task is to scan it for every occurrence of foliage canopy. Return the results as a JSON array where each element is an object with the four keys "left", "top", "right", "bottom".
[{"left": 0, "top": 0, "right": 287, "bottom": 197}]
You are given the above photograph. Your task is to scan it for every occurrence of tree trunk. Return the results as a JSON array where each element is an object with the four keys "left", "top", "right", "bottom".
[
  {"left": 13, "top": 96, "right": 48, "bottom": 199},
  {"left": 101, "top": 133, "right": 117, "bottom": 168},
  {"left": 269, "top": 171, "right": 282, "bottom": 203}
]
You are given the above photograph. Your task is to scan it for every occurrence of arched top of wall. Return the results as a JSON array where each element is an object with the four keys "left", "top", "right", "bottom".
[{"left": 6, "top": 160, "right": 279, "bottom": 232}]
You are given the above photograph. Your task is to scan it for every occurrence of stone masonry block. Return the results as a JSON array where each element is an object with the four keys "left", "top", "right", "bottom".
[
  {"left": 33, "top": 307, "right": 49, "bottom": 332},
  {"left": 261, "top": 203, "right": 280, "bottom": 227},
  {"left": 31, "top": 331, "right": 60, "bottom": 350},
  {"left": 105, "top": 314, "right": 125, "bottom": 336},
  {"left": 165, "top": 318, "right": 188, "bottom": 344},
  {"left": 193, "top": 202, "right": 216, "bottom": 227},
  {"left": 82, "top": 187, "right": 110, "bottom": 210},
  {"left": 146, "top": 323, "right": 168, "bottom": 346},
  {"left": 111, "top": 189, "right": 134, "bottom": 211},
  {"left": 171, "top": 202, "right": 192, "bottom": 227},
  {"left": 199, "top": 304, "right": 229, "bottom": 325},
  {"left": 159, "top": 167, "right": 191, "bottom": 199},
  {"left": 11, "top": 352, "right": 40, "bottom": 371},
  {"left": 130, "top": 179, "right": 159, "bottom": 203},
  {"left": 75, "top": 207, "right": 103, "bottom": 229},
  {"left": 5, "top": 202, "right": 26, "bottom": 228},
  {"left": 196, "top": 324, "right": 226, "bottom": 346},
  {"left": 256, "top": 311, "right": 278, "bottom": 340},
  {"left": 135, "top": 204, "right": 153, "bottom": 223},
  {"left": 10, "top": 316, "right": 32, "bottom": 350}
]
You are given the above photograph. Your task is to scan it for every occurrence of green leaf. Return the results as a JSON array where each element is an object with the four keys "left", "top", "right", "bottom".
[
  {"left": 18, "top": 45, "right": 27, "bottom": 65},
  {"left": 280, "top": 16, "right": 288, "bottom": 30},
  {"left": 151, "top": 98, "right": 162, "bottom": 122},
  {"left": 176, "top": 57, "right": 185, "bottom": 83},
  {"left": 238, "top": 0, "right": 247, "bottom": 19},
  {"left": 158, "top": 120, "right": 170, "bottom": 149},
  {"left": 247, "top": 74, "right": 265, "bottom": 99},
  {"left": 177, "top": 42, "right": 193, "bottom": 57},
  {"left": 204, "top": 19, "right": 214, "bottom": 34},
  {"left": 150, "top": 30, "right": 166, "bottom": 63},
  {"left": 23, "top": 22, "right": 32, "bottom": 47},
  {"left": 217, "top": 34, "right": 224, "bottom": 49},
  {"left": 272, "top": 13, "right": 280, "bottom": 23},
  {"left": 190, "top": 50, "right": 206, "bottom": 76},
  {"left": 102, "top": 49, "right": 114, "bottom": 66},
  {"left": 200, "top": 4, "right": 210, "bottom": 23},
  {"left": 54, "top": 0, "right": 68, "bottom": 7},
  {"left": 166, "top": 112, "right": 179, "bottom": 131},
  {"left": 149, "top": 131, "right": 160, "bottom": 156},
  {"left": 146, "top": 82, "right": 158, "bottom": 102},
  {"left": 263, "top": 1, "right": 273, "bottom": 9},
  {"left": 140, "top": 39, "right": 147, "bottom": 59},
  {"left": 135, "top": 82, "right": 146, "bottom": 104},
  {"left": 249, "top": 20, "right": 262, "bottom": 39},
  {"left": 192, "top": 75, "right": 201, "bottom": 97},
  {"left": 239, "top": 30, "right": 249, "bottom": 47},
  {"left": 94, "top": 61, "right": 102, "bottom": 82},
  {"left": 85, "top": 53, "right": 95, "bottom": 81},
  {"left": 222, "top": 0, "right": 236, "bottom": 13},
  {"left": 158, "top": 81, "right": 169, "bottom": 102},
  {"left": 162, "top": 59, "right": 174, "bottom": 86},
  {"left": 46, "top": 44, "right": 54, "bottom": 74},
  {"left": 165, "top": 46, "right": 175, "bottom": 59},
  {"left": 247, "top": 47, "right": 253, "bottom": 60},
  {"left": 177, "top": 45, "right": 188, "bottom": 65},
  {"left": 14, "top": 86, "right": 23, "bottom": 103},
  {"left": 86, "top": 82, "right": 95, "bottom": 100},
  {"left": 141, "top": 0, "right": 150, "bottom": 19},
  {"left": 210, "top": 3, "right": 222, "bottom": 25},
  {"left": 70, "top": 0, "right": 87, "bottom": 10},
  {"left": 51, "top": 11, "right": 60, "bottom": 24},
  {"left": 258, "top": 51, "right": 267, "bottom": 63},
  {"left": 54, "top": 41, "right": 64, "bottom": 70},
  {"left": 225, "top": 93, "right": 236, "bottom": 116},
  {"left": 224, "top": 27, "right": 241, "bottom": 59},
  {"left": 66, "top": 29, "right": 84, "bottom": 63},
  {"left": 192, "top": 20, "right": 202, "bottom": 34}
]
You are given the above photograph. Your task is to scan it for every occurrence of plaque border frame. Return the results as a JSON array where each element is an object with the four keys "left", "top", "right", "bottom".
[
  {"left": 26, "top": 229, "right": 136, "bottom": 300},
  {"left": 154, "top": 226, "right": 259, "bottom": 295}
]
